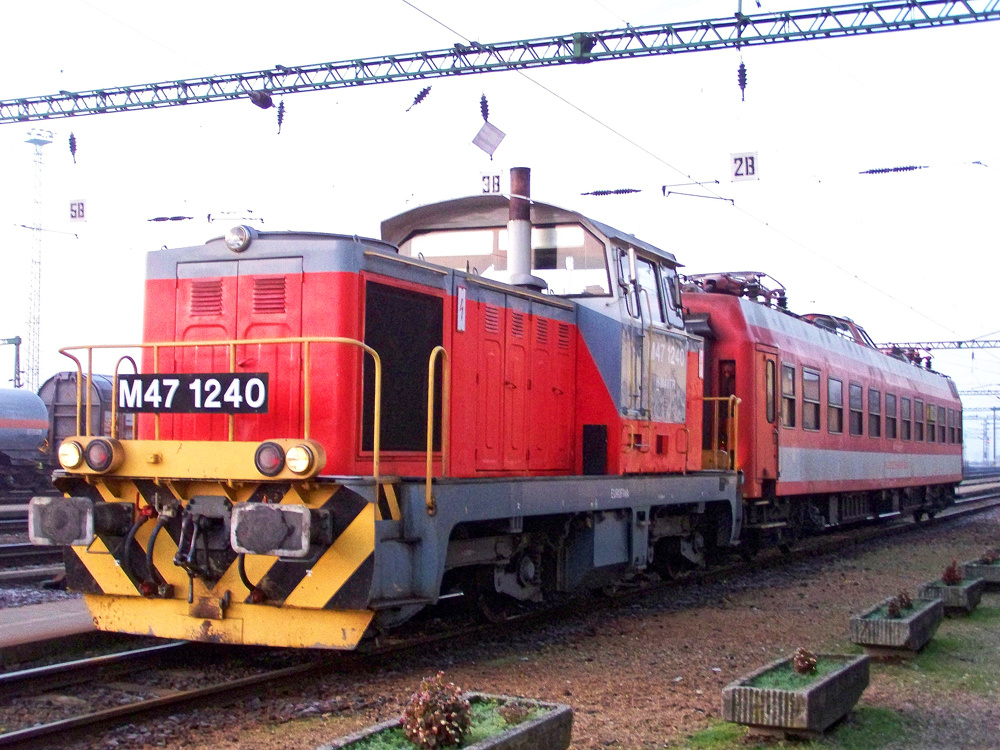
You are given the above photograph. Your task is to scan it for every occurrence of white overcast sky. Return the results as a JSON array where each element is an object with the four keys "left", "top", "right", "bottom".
[{"left": 0, "top": 1, "right": 998, "bottom": 459}]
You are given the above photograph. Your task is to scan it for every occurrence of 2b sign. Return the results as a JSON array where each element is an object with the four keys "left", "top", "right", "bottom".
[
  {"left": 69, "top": 200, "right": 87, "bottom": 221},
  {"left": 731, "top": 153, "right": 759, "bottom": 182}
]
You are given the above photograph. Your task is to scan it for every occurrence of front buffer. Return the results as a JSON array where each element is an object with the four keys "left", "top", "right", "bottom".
[{"left": 29, "top": 437, "right": 380, "bottom": 649}]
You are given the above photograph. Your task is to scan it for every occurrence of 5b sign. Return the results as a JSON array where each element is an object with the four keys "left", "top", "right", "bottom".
[
  {"left": 69, "top": 200, "right": 87, "bottom": 221},
  {"left": 730, "top": 153, "right": 759, "bottom": 182}
]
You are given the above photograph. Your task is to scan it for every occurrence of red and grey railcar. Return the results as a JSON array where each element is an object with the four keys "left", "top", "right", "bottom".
[{"left": 684, "top": 271, "right": 962, "bottom": 545}]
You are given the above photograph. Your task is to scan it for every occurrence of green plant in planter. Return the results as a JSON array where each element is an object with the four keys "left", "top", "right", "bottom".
[
  {"left": 942, "top": 559, "right": 963, "bottom": 585},
  {"left": 402, "top": 672, "right": 472, "bottom": 749}
]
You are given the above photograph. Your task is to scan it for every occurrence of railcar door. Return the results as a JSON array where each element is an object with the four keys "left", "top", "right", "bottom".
[{"left": 754, "top": 346, "right": 779, "bottom": 485}]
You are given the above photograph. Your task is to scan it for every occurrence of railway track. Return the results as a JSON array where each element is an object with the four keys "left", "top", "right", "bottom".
[
  {"left": 1, "top": 490, "right": 998, "bottom": 748},
  {"left": 0, "top": 543, "right": 62, "bottom": 570}
]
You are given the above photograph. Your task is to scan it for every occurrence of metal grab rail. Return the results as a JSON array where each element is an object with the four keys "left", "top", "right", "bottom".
[
  {"left": 702, "top": 395, "right": 741, "bottom": 471},
  {"left": 58, "top": 337, "right": 383, "bottom": 481},
  {"left": 425, "top": 346, "right": 451, "bottom": 516}
]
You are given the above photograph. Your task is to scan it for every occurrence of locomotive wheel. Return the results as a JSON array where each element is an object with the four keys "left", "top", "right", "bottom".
[{"left": 476, "top": 592, "right": 512, "bottom": 623}]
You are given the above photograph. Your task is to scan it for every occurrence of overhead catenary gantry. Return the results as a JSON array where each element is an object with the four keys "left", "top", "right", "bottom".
[
  {"left": 2, "top": 0, "right": 999, "bottom": 124},
  {"left": 877, "top": 339, "right": 1000, "bottom": 351}
]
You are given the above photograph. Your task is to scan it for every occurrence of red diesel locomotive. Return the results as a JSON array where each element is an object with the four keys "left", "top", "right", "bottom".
[{"left": 27, "top": 170, "right": 961, "bottom": 648}]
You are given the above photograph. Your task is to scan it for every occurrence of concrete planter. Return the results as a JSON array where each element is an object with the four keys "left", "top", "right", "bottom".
[
  {"left": 961, "top": 560, "right": 1000, "bottom": 590},
  {"left": 849, "top": 597, "right": 943, "bottom": 656},
  {"left": 318, "top": 693, "right": 572, "bottom": 750},
  {"left": 918, "top": 577, "right": 985, "bottom": 615},
  {"left": 722, "top": 654, "right": 869, "bottom": 739}
]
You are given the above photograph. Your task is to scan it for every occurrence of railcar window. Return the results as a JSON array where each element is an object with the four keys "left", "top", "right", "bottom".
[
  {"left": 828, "top": 377, "right": 843, "bottom": 434},
  {"left": 901, "top": 397, "right": 912, "bottom": 440},
  {"left": 404, "top": 224, "right": 613, "bottom": 296},
  {"left": 849, "top": 383, "right": 863, "bottom": 436},
  {"left": 948, "top": 408, "right": 956, "bottom": 443},
  {"left": 803, "top": 368, "right": 821, "bottom": 431},
  {"left": 958, "top": 411, "right": 963, "bottom": 443},
  {"left": 660, "top": 269, "right": 685, "bottom": 330},
  {"left": 868, "top": 389, "right": 881, "bottom": 438},
  {"left": 926, "top": 404, "right": 936, "bottom": 443},
  {"left": 885, "top": 393, "right": 897, "bottom": 439},
  {"left": 938, "top": 406, "right": 947, "bottom": 443},
  {"left": 766, "top": 360, "right": 776, "bottom": 424},
  {"left": 915, "top": 399, "right": 925, "bottom": 441},
  {"left": 634, "top": 257, "right": 666, "bottom": 324},
  {"left": 781, "top": 364, "right": 796, "bottom": 428}
]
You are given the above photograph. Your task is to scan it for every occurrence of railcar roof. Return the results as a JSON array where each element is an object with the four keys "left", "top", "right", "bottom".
[{"left": 381, "top": 195, "right": 678, "bottom": 266}]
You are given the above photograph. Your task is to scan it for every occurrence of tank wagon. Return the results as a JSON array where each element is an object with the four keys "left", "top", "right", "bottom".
[
  {"left": 27, "top": 171, "right": 961, "bottom": 649},
  {"left": 28, "top": 170, "right": 741, "bottom": 648},
  {"left": 0, "top": 389, "right": 49, "bottom": 490}
]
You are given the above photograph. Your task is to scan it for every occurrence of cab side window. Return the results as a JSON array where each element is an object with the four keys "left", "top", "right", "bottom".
[{"left": 781, "top": 364, "right": 796, "bottom": 428}]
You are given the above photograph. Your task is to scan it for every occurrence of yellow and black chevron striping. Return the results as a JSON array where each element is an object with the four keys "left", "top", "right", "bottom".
[{"left": 62, "top": 477, "right": 379, "bottom": 649}]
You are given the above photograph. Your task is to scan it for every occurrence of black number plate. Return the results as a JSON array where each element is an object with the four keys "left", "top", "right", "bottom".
[{"left": 117, "top": 373, "right": 269, "bottom": 414}]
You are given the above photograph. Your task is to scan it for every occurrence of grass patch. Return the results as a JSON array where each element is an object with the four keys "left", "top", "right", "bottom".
[
  {"left": 745, "top": 657, "right": 846, "bottom": 690},
  {"left": 881, "top": 605, "right": 1000, "bottom": 695},
  {"left": 341, "top": 699, "right": 546, "bottom": 749},
  {"left": 672, "top": 706, "right": 907, "bottom": 749}
]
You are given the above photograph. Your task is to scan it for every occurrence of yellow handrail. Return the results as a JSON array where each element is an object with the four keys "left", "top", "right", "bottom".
[
  {"left": 701, "top": 395, "right": 741, "bottom": 471},
  {"left": 59, "top": 337, "right": 383, "bottom": 483},
  {"left": 425, "top": 346, "right": 451, "bottom": 516},
  {"left": 111, "top": 356, "right": 139, "bottom": 439}
]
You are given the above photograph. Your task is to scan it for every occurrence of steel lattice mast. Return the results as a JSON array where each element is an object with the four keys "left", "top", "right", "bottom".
[
  {"left": 2, "top": 0, "right": 998, "bottom": 125},
  {"left": 23, "top": 129, "right": 52, "bottom": 393}
]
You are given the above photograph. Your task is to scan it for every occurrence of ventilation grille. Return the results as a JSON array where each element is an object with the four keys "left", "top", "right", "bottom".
[
  {"left": 558, "top": 323, "right": 571, "bottom": 349},
  {"left": 536, "top": 317, "right": 549, "bottom": 345},
  {"left": 253, "top": 276, "right": 287, "bottom": 314},
  {"left": 511, "top": 312, "right": 525, "bottom": 338},
  {"left": 484, "top": 305, "right": 500, "bottom": 334},
  {"left": 190, "top": 280, "right": 223, "bottom": 316}
]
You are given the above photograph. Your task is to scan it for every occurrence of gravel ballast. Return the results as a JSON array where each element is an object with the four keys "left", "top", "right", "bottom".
[{"left": 11, "top": 506, "right": 997, "bottom": 750}]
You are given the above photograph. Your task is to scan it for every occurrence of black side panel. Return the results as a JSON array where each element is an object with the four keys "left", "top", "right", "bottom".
[
  {"left": 362, "top": 281, "right": 444, "bottom": 452},
  {"left": 582, "top": 424, "right": 608, "bottom": 475}
]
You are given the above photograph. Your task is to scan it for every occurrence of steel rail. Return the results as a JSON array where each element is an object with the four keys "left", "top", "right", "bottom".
[
  {"left": 0, "top": 641, "right": 189, "bottom": 701},
  {"left": 0, "top": 643, "right": 334, "bottom": 747},
  {"left": 0, "top": 543, "right": 63, "bottom": 568},
  {"left": 2, "top": 0, "right": 998, "bottom": 124}
]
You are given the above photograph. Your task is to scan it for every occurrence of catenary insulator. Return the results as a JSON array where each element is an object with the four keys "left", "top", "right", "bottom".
[{"left": 737, "top": 62, "right": 747, "bottom": 101}]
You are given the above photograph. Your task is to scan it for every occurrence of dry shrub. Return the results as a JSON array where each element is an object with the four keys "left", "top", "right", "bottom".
[
  {"left": 401, "top": 672, "right": 471, "bottom": 749},
  {"left": 792, "top": 647, "right": 817, "bottom": 674}
]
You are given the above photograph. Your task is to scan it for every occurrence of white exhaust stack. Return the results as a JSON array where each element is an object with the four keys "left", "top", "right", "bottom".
[{"left": 507, "top": 167, "right": 547, "bottom": 291}]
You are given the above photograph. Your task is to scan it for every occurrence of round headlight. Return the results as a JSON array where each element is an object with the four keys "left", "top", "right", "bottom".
[
  {"left": 255, "top": 442, "right": 285, "bottom": 477},
  {"left": 285, "top": 444, "right": 315, "bottom": 475},
  {"left": 84, "top": 438, "right": 117, "bottom": 473},
  {"left": 58, "top": 441, "right": 84, "bottom": 469},
  {"left": 224, "top": 225, "right": 254, "bottom": 252}
]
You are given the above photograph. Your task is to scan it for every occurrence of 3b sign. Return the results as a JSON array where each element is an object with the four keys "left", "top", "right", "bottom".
[
  {"left": 69, "top": 200, "right": 86, "bottom": 221},
  {"left": 730, "top": 153, "right": 759, "bottom": 182}
]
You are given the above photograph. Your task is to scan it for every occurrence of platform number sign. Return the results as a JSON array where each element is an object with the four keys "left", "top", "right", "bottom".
[
  {"left": 69, "top": 199, "right": 87, "bottom": 221},
  {"left": 731, "top": 152, "right": 759, "bottom": 182},
  {"left": 481, "top": 171, "right": 504, "bottom": 194}
]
